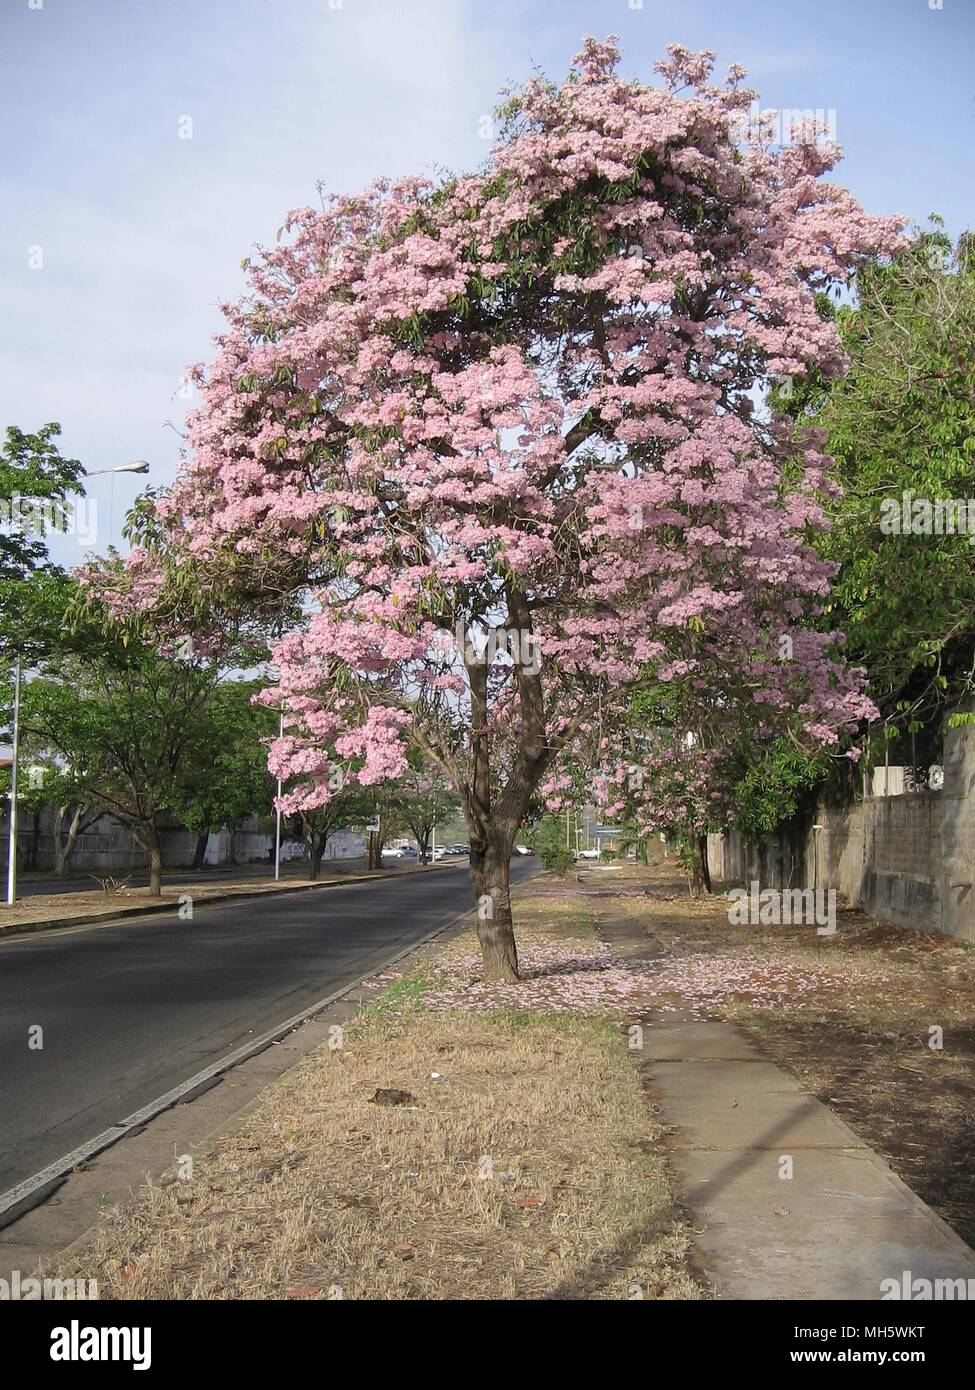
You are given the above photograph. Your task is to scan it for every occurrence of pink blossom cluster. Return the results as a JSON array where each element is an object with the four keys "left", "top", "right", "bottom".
[{"left": 83, "top": 37, "right": 902, "bottom": 825}]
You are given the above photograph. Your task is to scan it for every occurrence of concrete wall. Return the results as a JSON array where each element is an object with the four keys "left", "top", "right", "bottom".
[
  {"left": 707, "top": 717, "right": 975, "bottom": 943},
  {"left": 0, "top": 807, "right": 366, "bottom": 876}
]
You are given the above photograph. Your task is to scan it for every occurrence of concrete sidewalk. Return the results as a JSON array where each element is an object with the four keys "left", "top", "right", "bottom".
[{"left": 599, "top": 909, "right": 975, "bottom": 1300}]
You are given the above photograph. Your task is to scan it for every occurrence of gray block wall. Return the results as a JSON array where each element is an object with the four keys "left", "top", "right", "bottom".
[{"left": 708, "top": 717, "right": 975, "bottom": 943}]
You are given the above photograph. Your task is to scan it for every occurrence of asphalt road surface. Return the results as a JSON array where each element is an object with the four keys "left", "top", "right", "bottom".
[
  {"left": 0, "top": 858, "right": 538, "bottom": 1198},
  {"left": 13, "top": 857, "right": 377, "bottom": 897}
]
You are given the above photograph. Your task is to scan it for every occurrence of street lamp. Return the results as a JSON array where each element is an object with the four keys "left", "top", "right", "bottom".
[
  {"left": 82, "top": 462, "right": 150, "bottom": 477},
  {"left": 5, "top": 659, "right": 20, "bottom": 906},
  {"left": 80, "top": 461, "right": 149, "bottom": 547},
  {"left": 262, "top": 664, "right": 284, "bottom": 882}
]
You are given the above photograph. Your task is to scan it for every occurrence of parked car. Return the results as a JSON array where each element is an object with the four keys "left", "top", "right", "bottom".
[
  {"left": 431, "top": 846, "right": 447, "bottom": 860},
  {"left": 576, "top": 847, "right": 600, "bottom": 860},
  {"left": 513, "top": 844, "right": 533, "bottom": 855},
  {"left": 450, "top": 844, "right": 470, "bottom": 856},
  {"left": 381, "top": 846, "right": 406, "bottom": 859}
]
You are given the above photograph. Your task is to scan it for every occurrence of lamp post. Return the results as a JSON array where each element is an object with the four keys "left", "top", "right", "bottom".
[
  {"left": 82, "top": 463, "right": 151, "bottom": 476},
  {"left": 5, "top": 658, "right": 21, "bottom": 906},
  {"left": 262, "top": 664, "right": 284, "bottom": 881},
  {"left": 274, "top": 710, "right": 283, "bottom": 882}
]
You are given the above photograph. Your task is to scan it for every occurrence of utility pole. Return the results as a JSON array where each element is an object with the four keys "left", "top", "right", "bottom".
[
  {"left": 273, "top": 708, "right": 283, "bottom": 881},
  {"left": 6, "top": 657, "right": 21, "bottom": 906}
]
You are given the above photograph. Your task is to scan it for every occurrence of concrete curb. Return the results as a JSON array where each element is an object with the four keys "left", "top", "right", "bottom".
[{"left": 0, "top": 860, "right": 458, "bottom": 941}]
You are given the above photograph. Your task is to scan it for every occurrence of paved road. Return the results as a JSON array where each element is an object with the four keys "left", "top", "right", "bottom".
[
  {"left": 12, "top": 854, "right": 473, "bottom": 896},
  {"left": 0, "top": 858, "right": 538, "bottom": 1198},
  {"left": 12, "top": 858, "right": 377, "bottom": 897}
]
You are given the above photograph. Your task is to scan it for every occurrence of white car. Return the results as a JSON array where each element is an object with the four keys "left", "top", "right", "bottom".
[
  {"left": 577, "top": 848, "right": 600, "bottom": 860},
  {"left": 381, "top": 846, "right": 406, "bottom": 859},
  {"left": 513, "top": 845, "right": 533, "bottom": 856}
]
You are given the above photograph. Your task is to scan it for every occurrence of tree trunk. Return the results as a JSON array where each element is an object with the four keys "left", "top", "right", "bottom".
[
  {"left": 55, "top": 803, "right": 92, "bottom": 878},
  {"left": 418, "top": 829, "right": 430, "bottom": 865},
  {"left": 309, "top": 830, "right": 327, "bottom": 880},
  {"left": 471, "top": 840, "right": 519, "bottom": 982},
  {"left": 27, "top": 809, "right": 41, "bottom": 871},
  {"left": 53, "top": 806, "right": 68, "bottom": 878},
  {"left": 697, "top": 833, "right": 712, "bottom": 894},
  {"left": 191, "top": 828, "right": 209, "bottom": 871},
  {"left": 682, "top": 834, "right": 703, "bottom": 898},
  {"left": 145, "top": 826, "right": 163, "bottom": 897},
  {"left": 462, "top": 584, "right": 553, "bottom": 983},
  {"left": 133, "top": 821, "right": 164, "bottom": 897},
  {"left": 678, "top": 829, "right": 708, "bottom": 898}
]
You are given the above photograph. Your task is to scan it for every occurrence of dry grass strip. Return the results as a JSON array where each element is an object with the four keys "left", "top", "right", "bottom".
[{"left": 58, "top": 888, "right": 699, "bottom": 1301}]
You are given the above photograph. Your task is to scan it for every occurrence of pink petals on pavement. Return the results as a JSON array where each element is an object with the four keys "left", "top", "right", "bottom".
[{"left": 428, "top": 941, "right": 878, "bottom": 1021}]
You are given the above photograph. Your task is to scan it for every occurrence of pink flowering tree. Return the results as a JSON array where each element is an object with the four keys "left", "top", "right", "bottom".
[
  {"left": 395, "top": 760, "right": 461, "bottom": 864},
  {"left": 585, "top": 723, "right": 741, "bottom": 893},
  {"left": 553, "top": 622, "right": 876, "bottom": 887},
  {"left": 109, "top": 38, "right": 901, "bottom": 980}
]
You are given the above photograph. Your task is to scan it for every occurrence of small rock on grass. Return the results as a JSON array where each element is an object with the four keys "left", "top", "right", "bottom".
[{"left": 369, "top": 1087, "right": 416, "bottom": 1106}]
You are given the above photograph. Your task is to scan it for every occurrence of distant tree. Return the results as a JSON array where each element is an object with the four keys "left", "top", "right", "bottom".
[
  {"left": 528, "top": 816, "right": 574, "bottom": 875},
  {"left": 285, "top": 785, "right": 372, "bottom": 879},
  {"left": 398, "top": 761, "right": 460, "bottom": 863},
  {"left": 26, "top": 766, "right": 101, "bottom": 879},
  {"left": 0, "top": 424, "right": 84, "bottom": 665},
  {"left": 170, "top": 679, "right": 277, "bottom": 868},
  {"left": 21, "top": 639, "right": 226, "bottom": 895}
]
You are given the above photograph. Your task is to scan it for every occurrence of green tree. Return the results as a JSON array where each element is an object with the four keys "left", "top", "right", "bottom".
[
  {"left": 732, "top": 741, "right": 829, "bottom": 842},
  {"left": 813, "top": 228, "right": 975, "bottom": 748},
  {"left": 21, "top": 640, "right": 225, "bottom": 894},
  {"left": 170, "top": 679, "right": 276, "bottom": 868},
  {"left": 397, "top": 761, "right": 460, "bottom": 864},
  {"left": 528, "top": 815, "right": 574, "bottom": 875},
  {"left": 721, "top": 231, "right": 975, "bottom": 835},
  {"left": 0, "top": 424, "right": 84, "bottom": 664},
  {"left": 0, "top": 740, "right": 103, "bottom": 878}
]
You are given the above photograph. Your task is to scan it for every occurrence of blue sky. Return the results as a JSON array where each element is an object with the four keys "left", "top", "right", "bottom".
[{"left": 1, "top": 0, "right": 972, "bottom": 559}]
